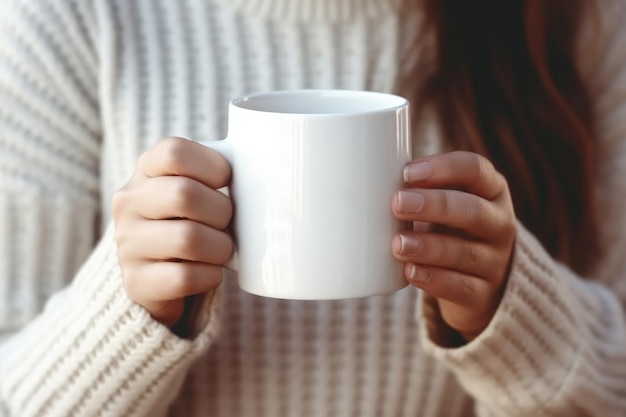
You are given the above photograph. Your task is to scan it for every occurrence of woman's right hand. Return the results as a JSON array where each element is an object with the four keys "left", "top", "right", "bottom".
[{"left": 112, "top": 137, "right": 234, "bottom": 331}]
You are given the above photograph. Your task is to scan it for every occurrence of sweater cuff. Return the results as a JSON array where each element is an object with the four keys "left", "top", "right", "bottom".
[
  {"left": 1, "top": 223, "right": 221, "bottom": 417},
  {"left": 419, "top": 222, "right": 583, "bottom": 410}
]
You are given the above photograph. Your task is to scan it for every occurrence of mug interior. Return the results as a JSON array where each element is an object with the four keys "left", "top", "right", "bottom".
[{"left": 232, "top": 90, "right": 407, "bottom": 115}]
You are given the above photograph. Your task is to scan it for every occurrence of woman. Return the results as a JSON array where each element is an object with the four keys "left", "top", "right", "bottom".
[{"left": 1, "top": 0, "right": 625, "bottom": 415}]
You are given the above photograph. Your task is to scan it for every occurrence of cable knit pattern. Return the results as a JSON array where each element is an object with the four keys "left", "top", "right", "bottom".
[
  {"left": 0, "top": 0, "right": 625, "bottom": 416},
  {"left": 219, "top": 0, "right": 402, "bottom": 22}
]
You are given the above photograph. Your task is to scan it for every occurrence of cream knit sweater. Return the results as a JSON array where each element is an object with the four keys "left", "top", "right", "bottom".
[{"left": 1, "top": 0, "right": 626, "bottom": 416}]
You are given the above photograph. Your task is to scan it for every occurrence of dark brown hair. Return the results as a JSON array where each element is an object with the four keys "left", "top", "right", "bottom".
[{"left": 409, "top": 0, "right": 598, "bottom": 274}]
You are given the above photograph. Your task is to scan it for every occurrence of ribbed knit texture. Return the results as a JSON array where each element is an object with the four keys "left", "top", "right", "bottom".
[{"left": 0, "top": 0, "right": 625, "bottom": 416}]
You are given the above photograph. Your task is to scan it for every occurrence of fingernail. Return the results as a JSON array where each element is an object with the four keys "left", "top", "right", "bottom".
[
  {"left": 408, "top": 264, "right": 431, "bottom": 285},
  {"left": 403, "top": 162, "right": 433, "bottom": 183},
  {"left": 399, "top": 234, "right": 422, "bottom": 256},
  {"left": 397, "top": 190, "right": 424, "bottom": 213}
]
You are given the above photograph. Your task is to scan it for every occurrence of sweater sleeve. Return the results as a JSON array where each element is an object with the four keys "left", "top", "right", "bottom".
[
  {"left": 419, "top": 2, "right": 626, "bottom": 416},
  {"left": 0, "top": 1, "right": 220, "bottom": 416}
]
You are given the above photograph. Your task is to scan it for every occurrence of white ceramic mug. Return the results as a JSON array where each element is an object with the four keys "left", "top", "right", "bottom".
[{"left": 202, "top": 89, "right": 411, "bottom": 300}]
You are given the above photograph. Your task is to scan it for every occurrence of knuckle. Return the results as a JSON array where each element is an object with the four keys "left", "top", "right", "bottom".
[
  {"left": 112, "top": 218, "right": 135, "bottom": 255},
  {"left": 216, "top": 234, "right": 235, "bottom": 264},
  {"left": 214, "top": 195, "right": 234, "bottom": 230},
  {"left": 474, "top": 197, "right": 490, "bottom": 219},
  {"left": 111, "top": 187, "right": 132, "bottom": 219},
  {"left": 170, "top": 177, "right": 198, "bottom": 212},
  {"left": 501, "top": 215, "right": 517, "bottom": 240},
  {"left": 458, "top": 275, "right": 476, "bottom": 298},
  {"left": 111, "top": 190, "right": 125, "bottom": 219},
  {"left": 472, "top": 153, "right": 493, "bottom": 181},
  {"left": 466, "top": 197, "right": 490, "bottom": 228},
  {"left": 137, "top": 149, "right": 151, "bottom": 171},
  {"left": 506, "top": 216, "right": 517, "bottom": 234},
  {"left": 496, "top": 172, "right": 508, "bottom": 192},
  {"left": 113, "top": 224, "right": 126, "bottom": 248},
  {"left": 464, "top": 243, "right": 481, "bottom": 268},
  {"left": 156, "top": 137, "right": 191, "bottom": 174},
  {"left": 451, "top": 272, "right": 473, "bottom": 294},
  {"left": 211, "top": 151, "right": 231, "bottom": 179}
]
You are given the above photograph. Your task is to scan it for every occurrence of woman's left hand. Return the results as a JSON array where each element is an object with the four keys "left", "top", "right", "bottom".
[{"left": 392, "top": 151, "right": 516, "bottom": 342}]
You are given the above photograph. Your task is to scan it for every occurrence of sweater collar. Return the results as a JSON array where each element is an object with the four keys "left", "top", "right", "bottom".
[{"left": 219, "top": 0, "right": 402, "bottom": 22}]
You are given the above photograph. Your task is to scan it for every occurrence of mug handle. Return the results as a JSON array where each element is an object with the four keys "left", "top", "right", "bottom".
[{"left": 200, "top": 139, "right": 239, "bottom": 272}]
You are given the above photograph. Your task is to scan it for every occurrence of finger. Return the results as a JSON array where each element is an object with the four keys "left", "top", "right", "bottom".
[
  {"left": 392, "top": 188, "right": 507, "bottom": 239},
  {"left": 404, "top": 151, "right": 507, "bottom": 201},
  {"left": 138, "top": 137, "right": 231, "bottom": 189},
  {"left": 117, "top": 220, "right": 233, "bottom": 265},
  {"left": 404, "top": 263, "right": 492, "bottom": 309},
  {"left": 124, "top": 261, "right": 223, "bottom": 302},
  {"left": 391, "top": 232, "right": 500, "bottom": 280},
  {"left": 122, "top": 176, "right": 232, "bottom": 229}
]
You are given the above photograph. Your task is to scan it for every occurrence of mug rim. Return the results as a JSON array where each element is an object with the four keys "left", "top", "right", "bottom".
[{"left": 230, "top": 89, "right": 408, "bottom": 116}]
